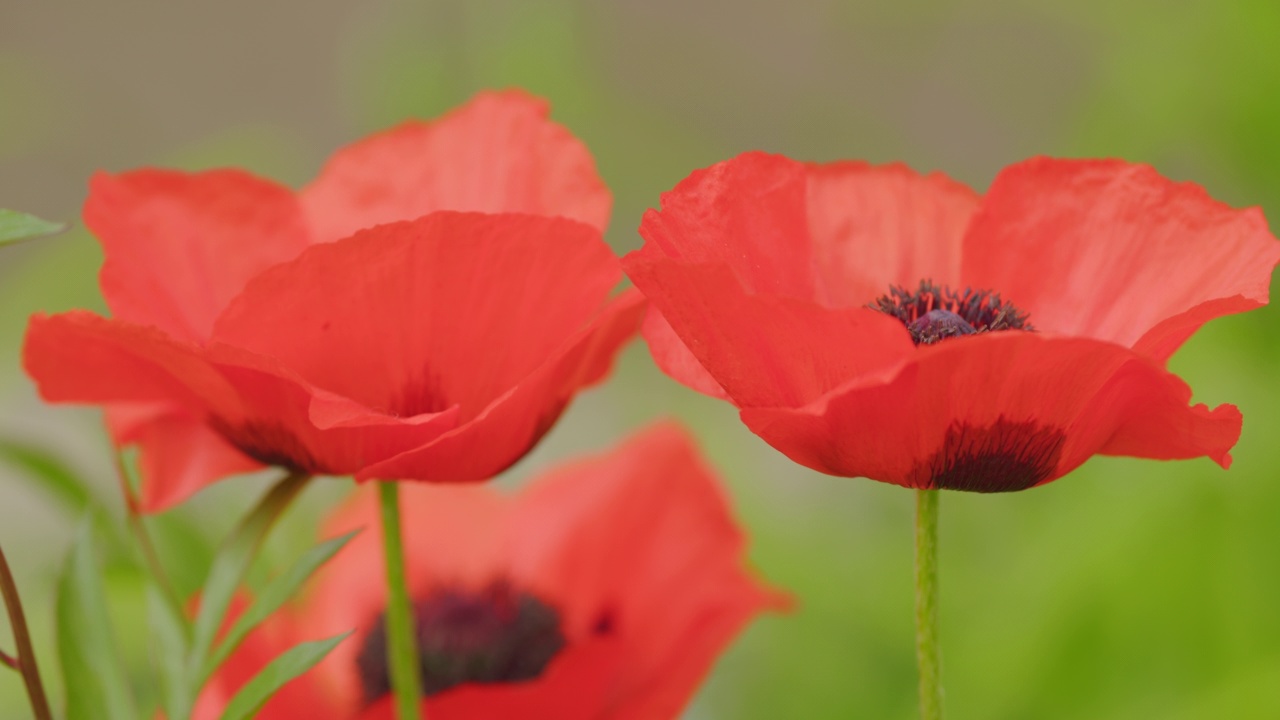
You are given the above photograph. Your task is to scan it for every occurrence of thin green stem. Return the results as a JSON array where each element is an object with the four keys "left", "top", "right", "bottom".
[
  {"left": 0, "top": 544, "right": 53, "bottom": 720},
  {"left": 378, "top": 482, "right": 423, "bottom": 720},
  {"left": 113, "top": 453, "right": 190, "bottom": 643},
  {"left": 915, "top": 489, "right": 942, "bottom": 720}
]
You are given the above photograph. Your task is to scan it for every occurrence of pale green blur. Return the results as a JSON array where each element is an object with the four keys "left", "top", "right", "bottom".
[{"left": 2, "top": 1, "right": 1280, "bottom": 718}]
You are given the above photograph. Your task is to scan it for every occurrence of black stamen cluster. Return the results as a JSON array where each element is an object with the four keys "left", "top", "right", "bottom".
[
  {"left": 356, "top": 580, "right": 566, "bottom": 702},
  {"left": 914, "top": 417, "right": 1067, "bottom": 492},
  {"left": 872, "top": 280, "right": 1032, "bottom": 345}
]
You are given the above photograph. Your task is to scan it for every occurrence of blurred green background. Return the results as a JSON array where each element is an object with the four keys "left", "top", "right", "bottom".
[{"left": 3, "top": 0, "right": 1280, "bottom": 717}]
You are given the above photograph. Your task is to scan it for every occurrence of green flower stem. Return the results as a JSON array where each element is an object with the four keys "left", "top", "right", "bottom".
[
  {"left": 915, "top": 489, "right": 942, "bottom": 720},
  {"left": 0, "top": 543, "right": 53, "bottom": 720},
  {"left": 378, "top": 482, "right": 424, "bottom": 720},
  {"left": 114, "top": 453, "right": 190, "bottom": 643}
]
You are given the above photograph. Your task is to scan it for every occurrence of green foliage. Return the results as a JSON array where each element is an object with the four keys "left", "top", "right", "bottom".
[
  {"left": 163, "top": 472, "right": 312, "bottom": 714},
  {"left": 187, "top": 473, "right": 311, "bottom": 679},
  {"left": 148, "top": 585, "right": 194, "bottom": 720},
  {"left": 0, "top": 209, "right": 64, "bottom": 246},
  {"left": 56, "top": 523, "right": 138, "bottom": 720},
  {"left": 201, "top": 529, "right": 359, "bottom": 684},
  {"left": 217, "top": 631, "right": 352, "bottom": 720},
  {"left": 0, "top": 438, "right": 128, "bottom": 550}
]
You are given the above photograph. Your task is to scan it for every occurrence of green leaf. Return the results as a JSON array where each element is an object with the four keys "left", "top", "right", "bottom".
[
  {"left": 0, "top": 438, "right": 130, "bottom": 550},
  {"left": 56, "top": 522, "right": 139, "bottom": 720},
  {"left": 217, "top": 631, "right": 352, "bottom": 720},
  {"left": 148, "top": 586, "right": 193, "bottom": 720},
  {"left": 202, "top": 529, "right": 359, "bottom": 683},
  {"left": 0, "top": 209, "right": 66, "bottom": 246},
  {"left": 0, "top": 437, "right": 94, "bottom": 513},
  {"left": 187, "top": 473, "right": 310, "bottom": 683}
]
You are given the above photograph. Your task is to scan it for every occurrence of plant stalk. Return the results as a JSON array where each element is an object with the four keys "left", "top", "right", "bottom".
[
  {"left": 0, "top": 543, "right": 53, "bottom": 720},
  {"left": 915, "top": 488, "right": 942, "bottom": 720},
  {"left": 378, "top": 482, "right": 424, "bottom": 719},
  {"left": 113, "top": 453, "right": 190, "bottom": 643}
]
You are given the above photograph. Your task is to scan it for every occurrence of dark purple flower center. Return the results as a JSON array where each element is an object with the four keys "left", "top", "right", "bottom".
[
  {"left": 355, "top": 581, "right": 566, "bottom": 702},
  {"left": 911, "top": 418, "right": 1067, "bottom": 492},
  {"left": 872, "top": 280, "right": 1032, "bottom": 345},
  {"left": 209, "top": 418, "right": 328, "bottom": 474}
]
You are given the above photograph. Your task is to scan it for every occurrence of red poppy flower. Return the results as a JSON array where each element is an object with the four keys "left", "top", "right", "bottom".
[
  {"left": 193, "top": 423, "right": 788, "bottom": 720},
  {"left": 623, "top": 152, "right": 1280, "bottom": 491},
  {"left": 22, "top": 91, "right": 641, "bottom": 511}
]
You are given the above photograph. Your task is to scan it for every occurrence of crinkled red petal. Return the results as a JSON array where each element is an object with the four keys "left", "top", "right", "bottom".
[
  {"left": 804, "top": 158, "right": 979, "bottom": 306},
  {"left": 207, "top": 423, "right": 782, "bottom": 719},
  {"left": 635, "top": 151, "right": 978, "bottom": 308},
  {"left": 961, "top": 157, "right": 1280, "bottom": 361},
  {"left": 355, "top": 290, "right": 645, "bottom": 482},
  {"left": 507, "top": 423, "right": 790, "bottom": 717},
  {"left": 624, "top": 252, "right": 912, "bottom": 408},
  {"left": 23, "top": 313, "right": 459, "bottom": 486},
  {"left": 638, "top": 307, "right": 729, "bottom": 400},
  {"left": 740, "top": 333, "right": 1240, "bottom": 490},
  {"left": 86, "top": 168, "right": 309, "bottom": 343},
  {"left": 354, "top": 639, "right": 622, "bottom": 720},
  {"left": 301, "top": 90, "right": 611, "bottom": 244},
  {"left": 213, "top": 212, "right": 624, "bottom": 420}
]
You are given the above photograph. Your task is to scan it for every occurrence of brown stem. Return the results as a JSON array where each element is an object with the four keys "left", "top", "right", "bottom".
[
  {"left": 0, "top": 543, "right": 53, "bottom": 720},
  {"left": 0, "top": 648, "right": 18, "bottom": 670}
]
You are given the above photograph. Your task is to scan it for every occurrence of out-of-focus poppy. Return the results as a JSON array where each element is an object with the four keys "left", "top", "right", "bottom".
[
  {"left": 23, "top": 91, "right": 640, "bottom": 510},
  {"left": 624, "top": 152, "right": 1280, "bottom": 491},
  {"left": 196, "top": 423, "right": 788, "bottom": 719}
]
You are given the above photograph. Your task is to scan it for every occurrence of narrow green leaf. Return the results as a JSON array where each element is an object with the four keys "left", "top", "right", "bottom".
[
  {"left": 217, "top": 631, "right": 352, "bottom": 720},
  {"left": 0, "top": 209, "right": 66, "bottom": 246},
  {"left": 187, "top": 472, "right": 310, "bottom": 680},
  {"left": 0, "top": 438, "right": 93, "bottom": 513},
  {"left": 0, "top": 438, "right": 128, "bottom": 550},
  {"left": 202, "top": 529, "right": 359, "bottom": 683},
  {"left": 147, "top": 586, "right": 193, "bottom": 720},
  {"left": 56, "top": 523, "right": 139, "bottom": 720},
  {"left": 151, "top": 510, "right": 218, "bottom": 596}
]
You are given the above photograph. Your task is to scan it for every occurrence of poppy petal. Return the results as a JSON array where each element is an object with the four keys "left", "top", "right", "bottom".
[
  {"left": 201, "top": 347, "right": 460, "bottom": 474},
  {"left": 213, "top": 212, "right": 625, "bottom": 421},
  {"left": 86, "top": 168, "right": 310, "bottom": 342},
  {"left": 508, "top": 423, "right": 789, "bottom": 716},
  {"left": 301, "top": 90, "right": 611, "bottom": 242},
  {"left": 624, "top": 252, "right": 912, "bottom": 408},
  {"left": 804, "top": 159, "right": 980, "bottom": 306},
  {"left": 636, "top": 152, "right": 817, "bottom": 298},
  {"left": 740, "top": 333, "right": 1241, "bottom": 490},
  {"left": 353, "top": 639, "right": 622, "bottom": 720},
  {"left": 961, "top": 157, "right": 1280, "bottom": 360},
  {"left": 355, "top": 290, "right": 645, "bottom": 483},
  {"left": 106, "top": 404, "right": 261, "bottom": 512},
  {"left": 202, "top": 424, "right": 779, "bottom": 719},
  {"left": 285, "top": 485, "right": 518, "bottom": 716},
  {"left": 24, "top": 311, "right": 243, "bottom": 411},
  {"left": 24, "top": 312, "right": 460, "bottom": 481},
  {"left": 638, "top": 307, "right": 730, "bottom": 400},
  {"left": 635, "top": 151, "right": 978, "bottom": 307}
]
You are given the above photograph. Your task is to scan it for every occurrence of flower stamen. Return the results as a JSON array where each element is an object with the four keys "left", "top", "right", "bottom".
[
  {"left": 356, "top": 580, "right": 566, "bottom": 703},
  {"left": 872, "top": 280, "right": 1032, "bottom": 345}
]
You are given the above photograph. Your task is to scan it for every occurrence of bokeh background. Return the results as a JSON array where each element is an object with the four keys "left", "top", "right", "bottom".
[{"left": 3, "top": 1, "right": 1280, "bottom": 717}]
